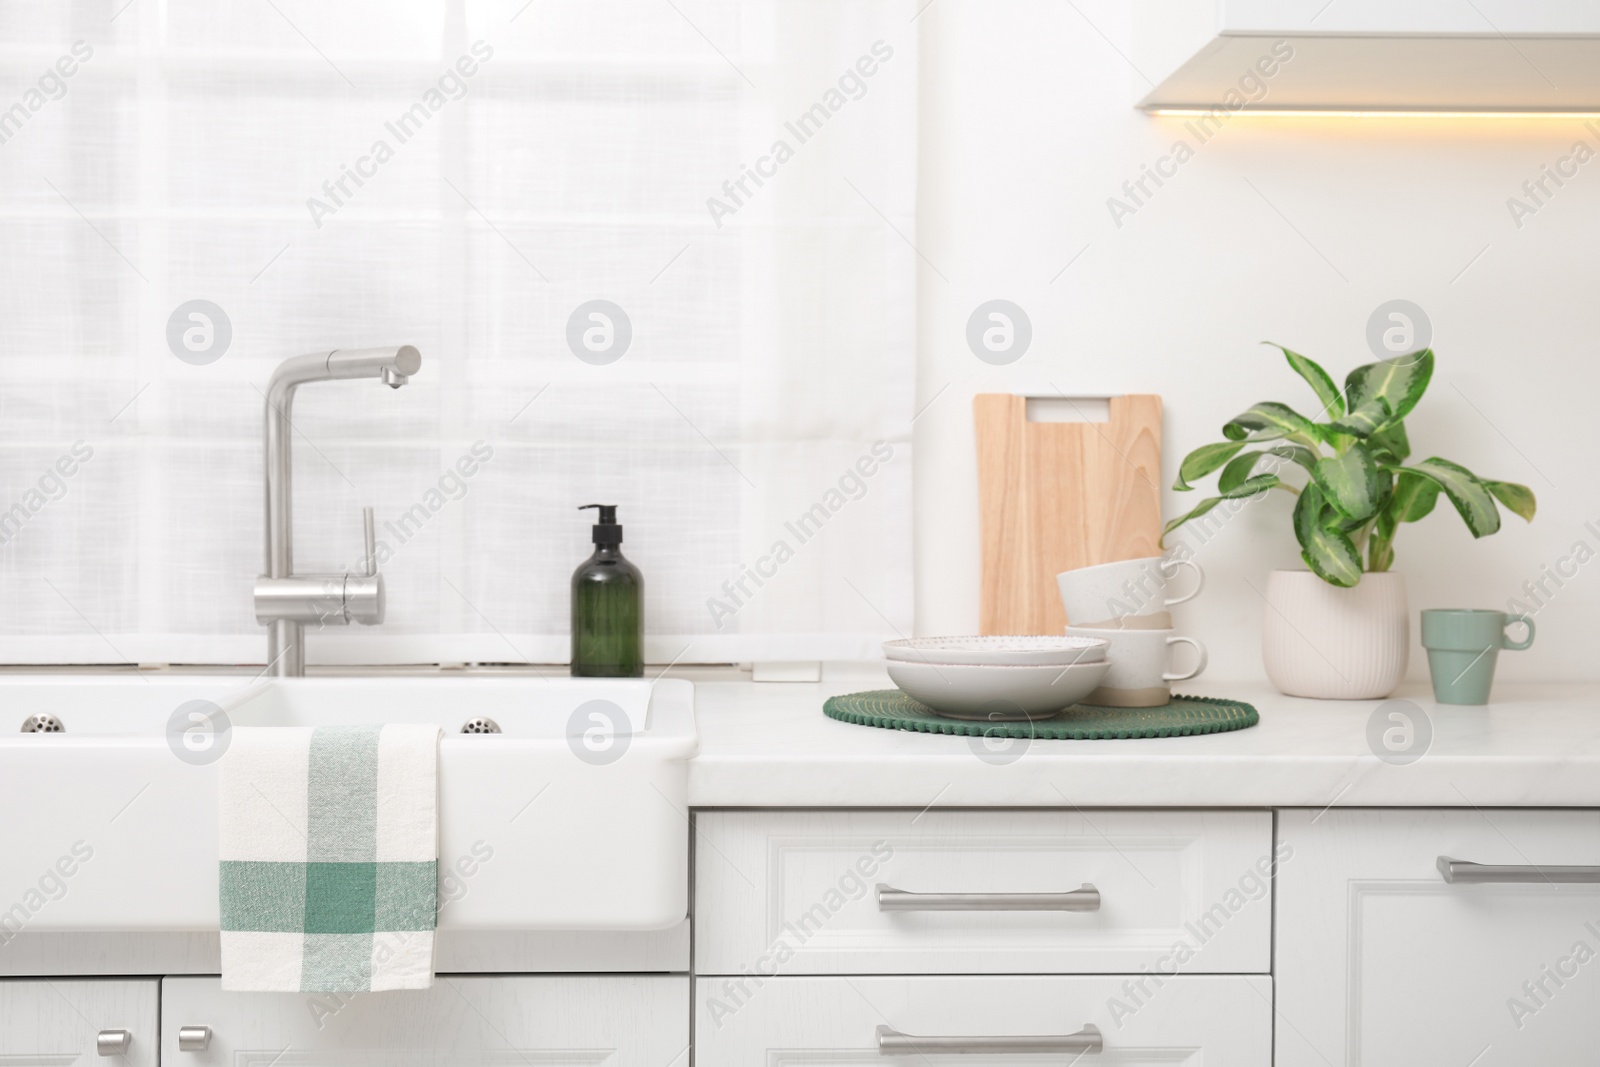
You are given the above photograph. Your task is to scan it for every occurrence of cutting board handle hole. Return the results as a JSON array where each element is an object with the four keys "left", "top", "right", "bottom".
[{"left": 1025, "top": 397, "right": 1110, "bottom": 423}]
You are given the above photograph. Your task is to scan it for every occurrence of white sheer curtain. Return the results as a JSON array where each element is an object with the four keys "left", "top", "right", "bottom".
[{"left": 0, "top": 0, "right": 916, "bottom": 665}]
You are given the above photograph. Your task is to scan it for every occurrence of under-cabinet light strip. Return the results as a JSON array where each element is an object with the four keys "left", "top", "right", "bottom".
[{"left": 1147, "top": 108, "right": 1600, "bottom": 119}]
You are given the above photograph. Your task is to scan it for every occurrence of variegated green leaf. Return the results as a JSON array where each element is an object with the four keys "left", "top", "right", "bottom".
[
  {"left": 1390, "top": 470, "right": 1439, "bottom": 523},
  {"left": 1369, "top": 420, "right": 1411, "bottom": 465},
  {"left": 1486, "top": 480, "right": 1537, "bottom": 522},
  {"left": 1325, "top": 397, "right": 1391, "bottom": 438},
  {"left": 1400, "top": 457, "right": 1501, "bottom": 538},
  {"left": 1344, "top": 350, "right": 1434, "bottom": 427},
  {"left": 1174, "top": 441, "right": 1247, "bottom": 491},
  {"left": 1300, "top": 521, "right": 1364, "bottom": 587},
  {"left": 1293, "top": 481, "right": 1327, "bottom": 549},
  {"left": 1368, "top": 477, "right": 1394, "bottom": 527},
  {"left": 1222, "top": 402, "right": 1317, "bottom": 443},
  {"left": 1270, "top": 343, "right": 1344, "bottom": 418},
  {"left": 1292, "top": 482, "right": 1363, "bottom": 586},
  {"left": 1335, "top": 508, "right": 1373, "bottom": 534},
  {"left": 1311, "top": 447, "right": 1385, "bottom": 521},
  {"left": 1217, "top": 444, "right": 1318, "bottom": 493},
  {"left": 1160, "top": 474, "right": 1281, "bottom": 546}
]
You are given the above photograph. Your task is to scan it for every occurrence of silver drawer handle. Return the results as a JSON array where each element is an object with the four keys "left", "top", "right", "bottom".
[
  {"left": 96, "top": 1029, "right": 132, "bottom": 1056},
  {"left": 1438, "top": 856, "right": 1600, "bottom": 884},
  {"left": 876, "top": 882, "right": 1099, "bottom": 911},
  {"left": 178, "top": 1025, "right": 213, "bottom": 1051},
  {"left": 877, "top": 1023, "right": 1102, "bottom": 1055}
]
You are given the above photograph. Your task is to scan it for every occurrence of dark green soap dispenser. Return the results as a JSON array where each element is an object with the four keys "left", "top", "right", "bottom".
[{"left": 571, "top": 504, "right": 643, "bottom": 677}]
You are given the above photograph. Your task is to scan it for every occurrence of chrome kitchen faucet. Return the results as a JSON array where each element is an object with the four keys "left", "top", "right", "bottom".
[{"left": 254, "top": 346, "right": 421, "bottom": 677}]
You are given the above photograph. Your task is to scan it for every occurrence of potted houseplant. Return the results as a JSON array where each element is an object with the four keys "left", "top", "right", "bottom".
[{"left": 1164, "top": 345, "right": 1535, "bottom": 699}]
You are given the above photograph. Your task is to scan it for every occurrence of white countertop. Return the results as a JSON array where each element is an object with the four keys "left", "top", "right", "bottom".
[{"left": 686, "top": 666, "right": 1600, "bottom": 808}]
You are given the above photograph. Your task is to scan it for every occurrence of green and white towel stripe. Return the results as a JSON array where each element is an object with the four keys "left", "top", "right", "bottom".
[{"left": 219, "top": 723, "right": 442, "bottom": 992}]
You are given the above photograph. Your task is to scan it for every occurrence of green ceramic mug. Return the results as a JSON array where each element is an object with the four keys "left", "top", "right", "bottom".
[{"left": 1420, "top": 609, "right": 1535, "bottom": 705}]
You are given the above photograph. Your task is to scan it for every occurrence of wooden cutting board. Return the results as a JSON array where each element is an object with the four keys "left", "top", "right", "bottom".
[{"left": 975, "top": 393, "right": 1163, "bottom": 635}]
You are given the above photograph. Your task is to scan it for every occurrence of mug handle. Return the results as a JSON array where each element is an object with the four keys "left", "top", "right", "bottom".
[
  {"left": 1502, "top": 614, "right": 1535, "bottom": 651},
  {"left": 1162, "top": 558, "right": 1205, "bottom": 607},
  {"left": 1164, "top": 636, "right": 1208, "bottom": 682}
]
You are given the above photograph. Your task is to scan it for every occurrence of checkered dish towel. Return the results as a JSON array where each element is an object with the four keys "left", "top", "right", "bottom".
[{"left": 219, "top": 724, "right": 442, "bottom": 992}]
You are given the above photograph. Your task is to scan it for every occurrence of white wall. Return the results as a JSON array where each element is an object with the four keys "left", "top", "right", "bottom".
[{"left": 913, "top": 0, "right": 1600, "bottom": 682}]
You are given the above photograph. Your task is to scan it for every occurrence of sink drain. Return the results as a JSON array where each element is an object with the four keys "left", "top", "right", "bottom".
[
  {"left": 20, "top": 714, "right": 63, "bottom": 733},
  {"left": 460, "top": 717, "right": 501, "bottom": 734}
]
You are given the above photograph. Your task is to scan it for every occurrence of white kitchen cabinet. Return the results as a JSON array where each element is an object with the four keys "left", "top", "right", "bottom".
[
  {"left": 696, "top": 809, "right": 1275, "bottom": 974},
  {"left": 1277, "top": 808, "right": 1600, "bottom": 1066},
  {"left": 0, "top": 978, "right": 159, "bottom": 1066},
  {"left": 161, "top": 975, "right": 688, "bottom": 1064},
  {"left": 695, "top": 974, "right": 1273, "bottom": 1064}
]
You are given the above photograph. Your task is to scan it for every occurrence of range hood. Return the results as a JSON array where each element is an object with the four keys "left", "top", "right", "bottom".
[{"left": 1135, "top": 0, "right": 1600, "bottom": 112}]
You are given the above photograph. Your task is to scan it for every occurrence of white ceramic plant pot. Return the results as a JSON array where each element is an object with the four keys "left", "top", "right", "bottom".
[{"left": 1262, "top": 570, "right": 1409, "bottom": 699}]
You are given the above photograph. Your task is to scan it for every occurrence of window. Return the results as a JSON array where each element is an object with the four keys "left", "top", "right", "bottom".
[{"left": 0, "top": 0, "right": 916, "bottom": 664}]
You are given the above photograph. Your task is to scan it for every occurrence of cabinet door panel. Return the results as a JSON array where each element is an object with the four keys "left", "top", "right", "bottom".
[
  {"left": 695, "top": 974, "right": 1272, "bottom": 1064},
  {"left": 0, "top": 978, "right": 159, "bottom": 1067},
  {"left": 696, "top": 809, "right": 1274, "bottom": 974},
  {"left": 1277, "top": 808, "right": 1600, "bottom": 1066},
  {"left": 160, "top": 975, "right": 688, "bottom": 1065}
]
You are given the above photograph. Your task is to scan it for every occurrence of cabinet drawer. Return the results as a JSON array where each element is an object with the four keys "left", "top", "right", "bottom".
[
  {"left": 160, "top": 975, "right": 687, "bottom": 1062},
  {"left": 0, "top": 978, "right": 159, "bottom": 1066},
  {"left": 695, "top": 809, "right": 1274, "bottom": 974},
  {"left": 695, "top": 974, "right": 1272, "bottom": 1064},
  {"left": 1278, "top": 809, "right": 1600, "bottom": 1066}
]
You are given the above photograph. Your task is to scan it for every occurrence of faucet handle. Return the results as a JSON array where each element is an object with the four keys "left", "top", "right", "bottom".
[
  {"left": 343, "top": 506, "right": 385, "bottom": 626},
  {"left": 361, "top": 506, "right": 378, "bottom": 578}
]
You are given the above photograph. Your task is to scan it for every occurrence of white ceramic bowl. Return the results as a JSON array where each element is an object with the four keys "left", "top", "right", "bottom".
[
  {"left": 885, "top": 660, "right": 1112, "bottom": 720},
  {"left": 882, "top": 635, "right": 1107, "bottom": 667}
]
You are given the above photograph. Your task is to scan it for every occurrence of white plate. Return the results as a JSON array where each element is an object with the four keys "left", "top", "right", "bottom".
[
  {"left": 882, "top": 635, "right": 1108, "bottom": 667},
  {"left": 886, "top": 659, "right": 1112, "bottom": 720}
]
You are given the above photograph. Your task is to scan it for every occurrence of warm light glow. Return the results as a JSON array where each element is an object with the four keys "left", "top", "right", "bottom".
[{"left": 1147, "top": 108, "right": 1600, "bottom": 119}]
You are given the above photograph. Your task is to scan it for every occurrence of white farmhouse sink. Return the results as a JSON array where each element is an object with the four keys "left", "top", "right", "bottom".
[{"left": 0, "top": 676, "right": 696, "bottom": 933}]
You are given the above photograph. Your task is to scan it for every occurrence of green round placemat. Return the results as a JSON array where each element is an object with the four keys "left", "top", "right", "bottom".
[{"left": 823, "top": 689, "right": 1258, "bottom": 739}]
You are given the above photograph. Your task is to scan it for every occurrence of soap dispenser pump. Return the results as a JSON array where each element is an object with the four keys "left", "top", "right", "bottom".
[{"left": 571, "top": 504, "right": 643, "bottom": 677}]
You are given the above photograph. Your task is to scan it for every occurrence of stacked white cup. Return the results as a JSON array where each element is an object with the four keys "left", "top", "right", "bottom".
[{"left": 1056, "top": 556, "right": 1207, "bottom": 707}]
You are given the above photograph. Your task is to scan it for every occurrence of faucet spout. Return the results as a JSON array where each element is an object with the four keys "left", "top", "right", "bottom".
[
  {"left": 324, "top": 344, "right": 421, "bottom": 383},
  {"left": 260, "top": 345, "right": 422, "bottom": 676}
]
